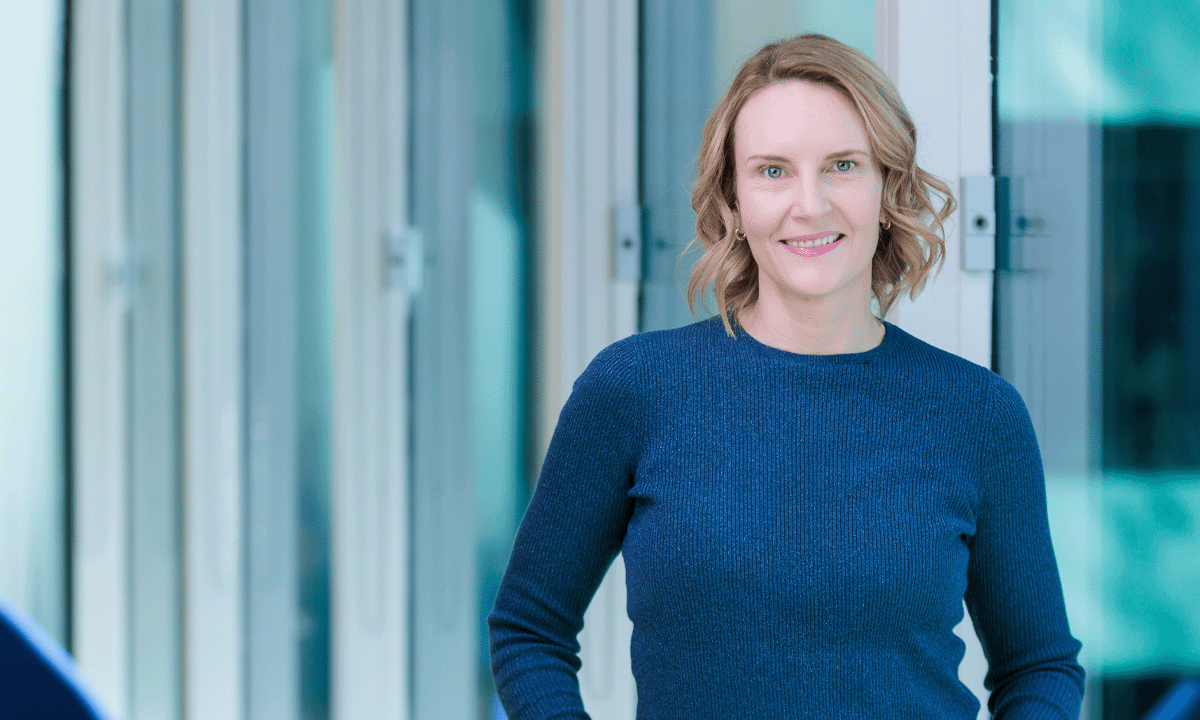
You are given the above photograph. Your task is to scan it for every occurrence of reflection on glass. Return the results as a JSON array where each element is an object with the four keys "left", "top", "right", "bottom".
[
  {"left": 407, "top": 0, "right": 534, "bottom": 716},
  {"left": 1102, "top": 126, "right": 1200, "bottom": 472},
  {"left": 1098, "top": 123, "right": 1200, "bottom": 678}
]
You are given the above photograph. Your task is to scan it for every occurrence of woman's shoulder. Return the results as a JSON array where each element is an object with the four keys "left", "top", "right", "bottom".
[
  {"left": 884, "top": 323, "right": 1029, "bottom": 419},
  {"left": 588, "top": 316, "right": 724, "bottom": 367},
  {"left": 576, "top": 317, "right": 725, "bottom": 393}
]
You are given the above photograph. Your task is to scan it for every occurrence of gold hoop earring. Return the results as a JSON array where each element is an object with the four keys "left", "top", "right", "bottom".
[
  {"left": 881, "top": 219, "right": 892, "bottom": 230},
  {"left": 735, "top": 227, "right": 748, "bottom": 241}
]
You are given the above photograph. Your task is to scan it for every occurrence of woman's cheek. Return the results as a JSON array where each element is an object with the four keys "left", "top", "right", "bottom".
[{"left": 740, "top": 196, "right": 784, "bottom": 237}]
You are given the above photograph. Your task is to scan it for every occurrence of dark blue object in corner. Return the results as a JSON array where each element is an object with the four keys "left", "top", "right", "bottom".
[{"left": 0, "top": 596, "right": 115, "bottom": 720}]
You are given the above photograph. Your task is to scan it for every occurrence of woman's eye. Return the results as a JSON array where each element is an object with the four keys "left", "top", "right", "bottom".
[
  {"left": 833, "top": 160, "right": 857, "bottom": 172},
  {"left": 762, "top": 166, "right": 784, "bottom": 179}
]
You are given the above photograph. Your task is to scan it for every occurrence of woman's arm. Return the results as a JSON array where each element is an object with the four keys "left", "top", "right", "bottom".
[
  {"left": 965, "top": 378, "right": 1086, "bottom": 719},
  {"left": 488, "top": 341, "right": 643, "bottom": 720}
]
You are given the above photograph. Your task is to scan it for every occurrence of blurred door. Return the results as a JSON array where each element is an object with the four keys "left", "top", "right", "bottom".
[
  {"left": 65, "top": 0, "right": 540, "bottom": 717},
  {"left": 70, "top": 0, "right": 535, "bottom": 718}
]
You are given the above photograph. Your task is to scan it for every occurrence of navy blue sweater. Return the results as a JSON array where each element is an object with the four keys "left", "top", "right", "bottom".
[{"left": 489, "top": 317, "right": 1084, "bottom": 719}]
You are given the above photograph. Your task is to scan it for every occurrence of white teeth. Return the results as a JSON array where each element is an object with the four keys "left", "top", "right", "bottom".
[{"left": 784, "top": 234, "right": 841, "bottom": 248}]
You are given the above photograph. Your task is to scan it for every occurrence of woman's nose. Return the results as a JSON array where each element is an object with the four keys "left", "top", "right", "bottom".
[{"left": 790, "top": 174, "right": 829, "bottom": 218}]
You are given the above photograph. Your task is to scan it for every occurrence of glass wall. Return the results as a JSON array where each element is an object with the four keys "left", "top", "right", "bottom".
[
  {"left": 53, "top": 0, "right": 535, "bottom": 717},
  {"left": 640, "top": 0, "right": 875, "bottom": 332},
  {"left": 995, "top": 1, "right": 1200, "bottom": 717}
]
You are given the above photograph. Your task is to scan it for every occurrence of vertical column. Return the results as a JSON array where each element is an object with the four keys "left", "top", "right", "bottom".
[
  {"left": 331, "top": 0, "right": 410, "bottom": 717},
  {"left": 127, "top": 0, "right": 183, "bottom": 716},
  {"left": 879, "top": 0, "right": 982, "bottom": 359},
  {"left": 0, "top": 0, "right": 67, "bottom": 648},
  {"left": 955, "top": 0, "right": 997, "bottom": 368},
  {"left": 879, "top": 1, "right": 994, "bottom": 717},
  {"left": 409, "top": 0, "right": 476, "bottom": 715},
  {"left": 181, "top": 0, "right": 245, "bottom": 717},
  {"left": 639, "top": 0, "right": 715, "bottom": 333},
  {"left": 244, "top": 2, "right": 301, "bottom": 718},
  {"left": 71, "top": 0, "right": 131, "bottom": 714}
]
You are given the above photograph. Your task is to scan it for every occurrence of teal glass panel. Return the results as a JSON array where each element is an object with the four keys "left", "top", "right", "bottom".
[
  {"left": 244, "top": 0, "right": 334, "bottom": 717},
  {"left": 471, "top": 1, "right": 534, "bottom": 716},
  {"left": 1097, "top": 125, "right": 1200, "bottom": 673},
  {"left": 295, "top": 2, "right": 334, "bottom": 718},
  {"left": 996, "top": 1, "right": 1200, "bottom": 717},
  {"left": 127, "top": 0, "right": 182, "bottom": 715},
  {"left": 408, "top": 0, "right": 533, "bottom": 717}
]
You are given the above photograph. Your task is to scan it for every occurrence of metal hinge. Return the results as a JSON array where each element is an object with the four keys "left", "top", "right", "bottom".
[
  {"left": 996, "top": 177, "right": 1046, "bottom": 271},
  {"left": 961, "top": 176, "right": 1047, "bottom": 272},
  {"left": 960, "top": 176, "right": 996, "bottom": 271}
]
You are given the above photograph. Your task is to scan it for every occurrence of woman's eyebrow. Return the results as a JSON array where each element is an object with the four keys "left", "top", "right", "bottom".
[
  {"left": 745, "top": 154, "right": 792, "bottom": 164},
  {"left": 745, "top": 149, "right": 870, "bottom": 164},
  {"left": 825, "top": 149, "right": 870, "bottom": 160}
]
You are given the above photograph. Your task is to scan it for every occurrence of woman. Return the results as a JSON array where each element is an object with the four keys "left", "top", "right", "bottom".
[{"left": 490, "top": 34, "right": 1084, "bottom": 719}]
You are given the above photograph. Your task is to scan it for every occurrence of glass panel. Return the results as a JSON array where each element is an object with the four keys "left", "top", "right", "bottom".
[
  {"left": 470, "top": 1, "right": 535, "bottom": 718},
  {"left": 640, "top": 0, "right": 875, "bottom": 332},
  {"left": 244, "top": 0, "right": 334, "bottom": 718},
  {"left": 409, "top": 0, "right": 476, "bottom": 712},
  {"left": 995, "top": 1, "right": 1200, "bottom": 717},
  {"left": 295, "top": 4, "right": 335, "bottom": 718},
  {"left": 409, "top": 0, "right": 533, "bottom": 717},
  {"left": 127, "top": 0, "right": 182, "bottom": 715},
  {"left": 0, "top": 1, "right": 66, "bottom": 644}
]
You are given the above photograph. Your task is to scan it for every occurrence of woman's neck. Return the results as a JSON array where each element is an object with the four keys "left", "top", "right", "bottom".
[{"left": 736, "top": 300, "right": 884, "bottom": 355}]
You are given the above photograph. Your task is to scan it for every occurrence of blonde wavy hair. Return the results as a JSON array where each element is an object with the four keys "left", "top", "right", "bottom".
[{"left": 686, "top": 33, "right": 956, "bottom": 335}]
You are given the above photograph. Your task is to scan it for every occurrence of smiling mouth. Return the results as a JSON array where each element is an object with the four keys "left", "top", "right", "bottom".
[{"left": 782, "top": 233, "right": 843, "bottom": 249}]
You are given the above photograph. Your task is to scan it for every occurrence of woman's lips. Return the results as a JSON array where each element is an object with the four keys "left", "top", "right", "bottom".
[{"left": 780, "top": 233, "right": 844, "bottom": 257}]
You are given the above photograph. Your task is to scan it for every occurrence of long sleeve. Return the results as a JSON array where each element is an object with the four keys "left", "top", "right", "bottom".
[
  {"left": 488, "top": 341, "right": 643, "bottom": 720},
  {"left": 964, "top": 378, "right": 1086, "bottom": 719}
]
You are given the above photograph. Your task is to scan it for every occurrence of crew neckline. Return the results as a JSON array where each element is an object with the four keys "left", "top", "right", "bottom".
[{"left": 723, "top": 315, "right": 901, "bottom": 365}]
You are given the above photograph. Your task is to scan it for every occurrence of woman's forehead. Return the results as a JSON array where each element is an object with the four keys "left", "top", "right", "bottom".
[{"left": 733, "top": 80, "right": 869, "bottom": 157}]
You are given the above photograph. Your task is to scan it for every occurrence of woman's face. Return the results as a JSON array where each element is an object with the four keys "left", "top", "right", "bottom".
[{"left": 733, "top": 80, "right": 884, "bottom": 314}]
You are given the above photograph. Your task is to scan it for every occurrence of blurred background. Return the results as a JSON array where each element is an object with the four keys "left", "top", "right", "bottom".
[{"left": 0, "top": 0, "right": 1196, "bottom": 719}]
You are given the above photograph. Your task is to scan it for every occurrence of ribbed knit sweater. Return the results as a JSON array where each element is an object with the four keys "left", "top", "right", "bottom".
[{"left": 489, "top": 317, "right": 1085, "bottom": 719}]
